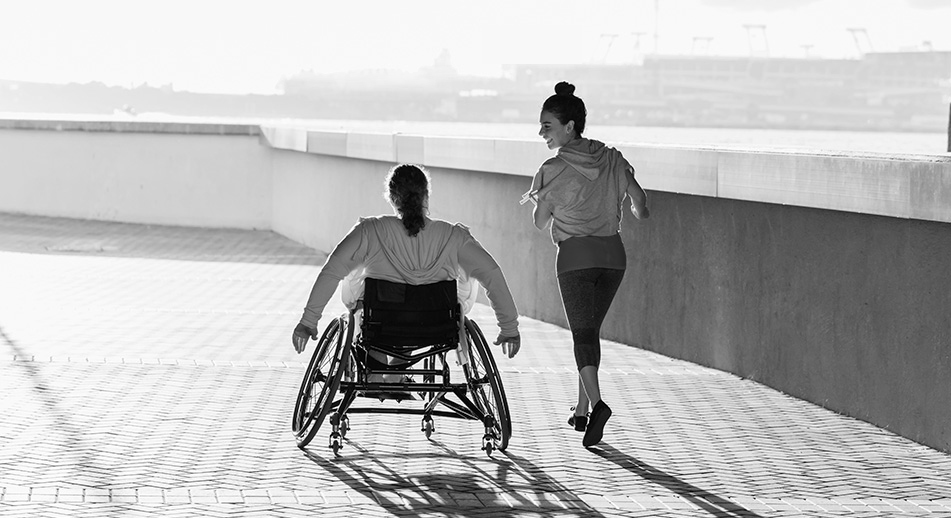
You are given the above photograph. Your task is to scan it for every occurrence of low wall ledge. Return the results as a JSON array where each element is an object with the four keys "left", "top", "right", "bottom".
[
  {"left": 0, "top": 118, "right": 260, "bottom": 136},
  {"left": 718, "top": 146, "right": 951, "bottom": 164}
]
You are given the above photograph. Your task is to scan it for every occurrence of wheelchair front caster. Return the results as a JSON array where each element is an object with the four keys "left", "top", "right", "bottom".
[
  {"left": 340, "top": 415, "right": 350, "bottom": 438},
  {"left": 329, "top": 432, "right": 343, "bottom": 454},
  {"left": 421, "top": 416, "right": 435, "bottom": 438},
  {"left": 331, "top": 413, "right": 350, "bottom": 439},
  {"left": 481, "top": 433, "right": 496, "bottom": 456}
]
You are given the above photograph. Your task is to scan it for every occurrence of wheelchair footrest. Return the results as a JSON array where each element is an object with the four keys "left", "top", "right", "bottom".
[
  {"left": 340, "top": 381, "right": 467, "bottom": 393},
  {"left": 358, "top": 390, "right": 417, "bottom": 401}
]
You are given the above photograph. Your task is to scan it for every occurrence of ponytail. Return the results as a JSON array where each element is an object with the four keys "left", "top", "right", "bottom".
[{"left": 384, "top": 164, "right": 430, "bottom": 236}]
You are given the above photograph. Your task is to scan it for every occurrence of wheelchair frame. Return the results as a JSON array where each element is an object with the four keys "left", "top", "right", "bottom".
[{"left": 292, "top": 279, "right": 512, "bottom": 456}]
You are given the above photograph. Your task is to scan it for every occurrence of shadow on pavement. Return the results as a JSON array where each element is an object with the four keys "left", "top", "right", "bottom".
[
  {"left": 0, "top": 324, "right": 105, "bottom": 485},
  {"left": 303, "top": 437, "right": 605, "bottom": 517},
  {"left": 589, "top": 442, "right": 764, "bottom": 518}
]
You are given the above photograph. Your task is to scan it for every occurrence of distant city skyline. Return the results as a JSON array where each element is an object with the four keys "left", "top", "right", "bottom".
[{"left": 2, "top": 0, "right": 949, "bottom": 95}]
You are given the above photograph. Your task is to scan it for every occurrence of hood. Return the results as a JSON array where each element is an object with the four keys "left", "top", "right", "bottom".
[
  {"left": 557, "top": 138, "right": 613, "bottom": 181},
  {"left": 372, "top": 217, "right": 454, "bottom": 283}
]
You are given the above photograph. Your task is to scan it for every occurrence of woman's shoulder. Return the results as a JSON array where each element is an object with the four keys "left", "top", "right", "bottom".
[
  {"left": 535, "top": 156, "right": 571, "bottom": 184},
  {"left": 353, "top": 215, "right": 404, "bottom": 240},
  {"left": 426, "top": 219, "right": 475, "bottom": 241},
  {"left": 358, "top": 214, "right": 400, "bottom": 226},
  {"left": 451, "top": 222, "right": 473, "bottom": 236},
  {"left": 426, "top": 218, "right": 470, "bottom": 233},
  {"left": 539, "top": 155, "right": 566, "bottom": 171}
]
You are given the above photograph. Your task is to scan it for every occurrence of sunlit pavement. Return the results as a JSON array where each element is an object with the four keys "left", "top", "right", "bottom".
[{"left": 2, "top": 212, "right": 950, "bottom": 517}]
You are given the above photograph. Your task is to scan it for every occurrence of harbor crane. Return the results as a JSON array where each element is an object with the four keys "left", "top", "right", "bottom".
[{"left": 847, "top": 27, "right": 874, "bottom": 56}]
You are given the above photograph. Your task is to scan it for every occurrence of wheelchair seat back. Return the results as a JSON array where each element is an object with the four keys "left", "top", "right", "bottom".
[{"left": 361, "top": 278, "right": 461, "bottom": 351}]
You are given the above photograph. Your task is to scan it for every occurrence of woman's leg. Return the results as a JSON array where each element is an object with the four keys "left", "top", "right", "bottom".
[
  {"left": 579, "top": 366, "right": 600, "bottom": 406},
  {"left": 575, "top": 375, "right": 589, "bottom": 416},
  {"left": 557, "top": 268, "right": 625, "bottom": 409}
]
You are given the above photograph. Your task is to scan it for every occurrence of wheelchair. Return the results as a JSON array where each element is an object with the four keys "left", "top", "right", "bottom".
[{"left": 292, "top": 278, "right": 512, "bottom": 456}]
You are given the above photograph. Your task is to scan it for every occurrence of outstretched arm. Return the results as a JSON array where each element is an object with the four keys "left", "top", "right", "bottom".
[
  {"left": 458, "top": 238, "right": 521, "bottom": 358},
  {"left": 294, "top": 224, "right": 363, "bottom": 353}
]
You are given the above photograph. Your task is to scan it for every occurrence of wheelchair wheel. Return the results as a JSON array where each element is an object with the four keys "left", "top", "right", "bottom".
[
  {"left": 293, "top": 315, "right": 352, "bottom": 449},
  {"left": 464, "top": 318, "right": 512, "bottom": 453},
  {"left": 292, "top": 318, "right": 338, "bottom": 435}
]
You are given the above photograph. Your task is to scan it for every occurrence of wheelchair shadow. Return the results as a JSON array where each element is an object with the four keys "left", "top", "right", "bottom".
[
  {"left": 303, "top": 437, "right": 607, "bottom": 517},
  {"left": 0, "top": 324, "right": 102, "bottom": 485},
  {"left": 588, "top": 442, "right": 766, "bottom": 518}
]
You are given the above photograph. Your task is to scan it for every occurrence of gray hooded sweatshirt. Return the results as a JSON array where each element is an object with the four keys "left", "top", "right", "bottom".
[
  {"left": 301, "top": 216, "right": 519, "bottom": 337},
  {"left": 531, "top": 138, "right": 635, "bottom": 245}
]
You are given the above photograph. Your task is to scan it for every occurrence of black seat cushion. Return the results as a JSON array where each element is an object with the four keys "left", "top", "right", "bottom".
[{"left": 361, "top": 278, "right": 461, "bottom": 348}]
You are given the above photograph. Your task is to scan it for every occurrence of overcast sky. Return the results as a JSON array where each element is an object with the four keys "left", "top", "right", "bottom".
[{"left": 1, "top": 0, "right": 948, "bottom": 94}]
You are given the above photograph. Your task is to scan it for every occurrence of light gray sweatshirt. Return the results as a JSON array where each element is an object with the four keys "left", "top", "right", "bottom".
[
  {"left": 531, "top": 138, "right": 635, "bottom": 244},
  {"left": 301, "top": 215, "right": 519, "bottom": 337}
]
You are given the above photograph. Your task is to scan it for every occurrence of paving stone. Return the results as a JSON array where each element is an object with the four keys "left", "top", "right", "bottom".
[{"left": 2, "top": 213, "right": 951, "bottom": 517}]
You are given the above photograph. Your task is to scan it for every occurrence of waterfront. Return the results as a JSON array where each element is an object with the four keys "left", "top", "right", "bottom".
[{"left": 2, "top": 112, "right": 948, "bottom": 156}]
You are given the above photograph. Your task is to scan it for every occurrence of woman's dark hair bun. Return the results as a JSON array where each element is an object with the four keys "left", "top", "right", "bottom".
[
  {"left": 542, "top": 81, "right": 586, "bottom": 136},
  {"left": 554, "top": 81, "right": 575, "bottom": 96}
]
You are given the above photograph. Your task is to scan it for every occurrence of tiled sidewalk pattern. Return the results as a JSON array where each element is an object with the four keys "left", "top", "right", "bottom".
[{"left": 1, "top": 213, "right": 950, "bottom": 517}]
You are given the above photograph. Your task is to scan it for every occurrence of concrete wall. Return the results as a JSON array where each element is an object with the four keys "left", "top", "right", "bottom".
[
  {"left": 0, "top": 122, "right": 272, "bottom": 228},
  {"left": 260, "top": 128, "right": 951, "bottom": 453},
  {"left": 270, "top": 150, "right": 393, "bottom": 253},
  {"left": 616, "top": 193, "right": 951, "bottom": 452},
  {"left": 1, "top": 118, "right": 949, "bottom": 453}
]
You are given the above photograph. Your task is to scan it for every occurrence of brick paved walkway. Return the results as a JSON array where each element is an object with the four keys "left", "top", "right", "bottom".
[{"left": 2, "top": 212, "right": 950, "bottom": 517}]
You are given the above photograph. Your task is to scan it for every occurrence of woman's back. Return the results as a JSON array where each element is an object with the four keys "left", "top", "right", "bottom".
[
  {"left": 535, "top": 138, "right": 633, "bottom": 244},
  {"left": 294, "top": 163, "right": 521, "bottom": 357},
  {"left": 358, "top": 215, "right": 466, "bottom": 285}
]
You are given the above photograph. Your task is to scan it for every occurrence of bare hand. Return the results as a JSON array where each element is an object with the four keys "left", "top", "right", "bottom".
[
  {"left": 292, "top": 322, "right": 318, "bottom": 354},
  {"left": 493, "top": 334, "right": 521, "bottom": 359}
]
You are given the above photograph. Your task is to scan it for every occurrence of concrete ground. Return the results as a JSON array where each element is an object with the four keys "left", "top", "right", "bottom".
[{"left": 1, "top": 212, "right": 950, "bottom": 517}]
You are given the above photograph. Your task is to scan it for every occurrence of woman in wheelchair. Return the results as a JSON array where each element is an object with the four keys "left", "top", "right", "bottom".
[{"left": 290, "top": 163, "right": 521, "bottom": 454}]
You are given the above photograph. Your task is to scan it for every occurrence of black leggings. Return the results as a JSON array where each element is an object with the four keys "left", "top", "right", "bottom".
[{"left": 557, "top": 268, "right": 625, "bottom": 370}]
